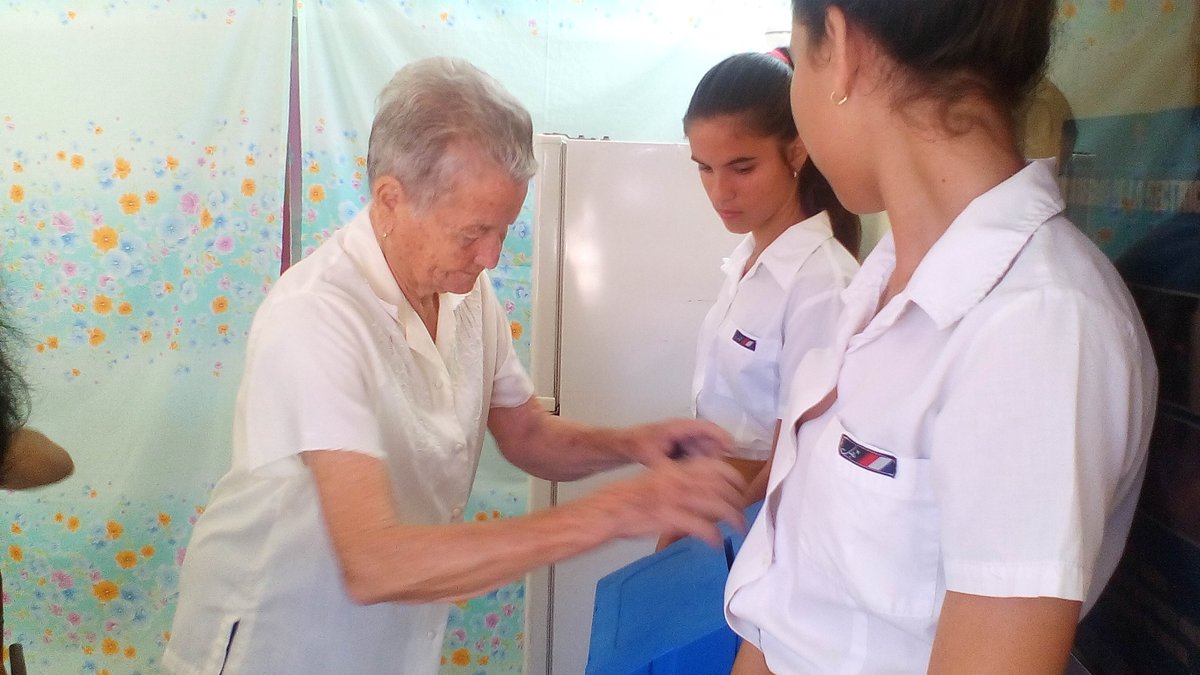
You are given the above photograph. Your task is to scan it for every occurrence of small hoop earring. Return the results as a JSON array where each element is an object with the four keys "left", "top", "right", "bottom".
[
  {"left": 831, "top": 91, "right": 848, "bottom": 106},
  {"left": 792, "top": 170, "right": 799, "bottom": 179},
  {"left": 381, "top": 230, "right": 390, "bottom": 240}
]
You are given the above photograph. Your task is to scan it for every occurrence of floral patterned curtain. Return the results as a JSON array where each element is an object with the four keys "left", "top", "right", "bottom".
[{"left": 0, "top": 3, "right": 291, "bottom": 672}]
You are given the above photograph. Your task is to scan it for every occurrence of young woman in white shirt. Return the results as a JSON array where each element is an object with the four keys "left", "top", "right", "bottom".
[
  {"left": 682, "top": 51, "right": 860, "bottom": 513},
  {"left": 725, "top": 2, "right": 1158, "bottom": 673}
]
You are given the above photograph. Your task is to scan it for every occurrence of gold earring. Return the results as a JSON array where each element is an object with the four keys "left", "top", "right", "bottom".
[
  {"left": 382, "top": 230, "right": 390, "bottom": 240},
  {"left": 831, "top": 91, "right": 848, "bottom": 106}
]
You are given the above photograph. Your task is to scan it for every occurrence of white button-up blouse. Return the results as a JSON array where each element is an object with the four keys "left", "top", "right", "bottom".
[
  {"left": 726, "top": 160, "right": 1157, "bottom": 673},
  {"left": 693, "top": 211, "right": 858, "bottom": 460},
  {"left": 164, "top": 208, "right": 533, "bottom": 675}
]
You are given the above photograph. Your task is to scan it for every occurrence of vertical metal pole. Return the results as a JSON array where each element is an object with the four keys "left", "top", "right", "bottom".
[{"left": 281, "top": 7, "right": 302, "bottom": 273}]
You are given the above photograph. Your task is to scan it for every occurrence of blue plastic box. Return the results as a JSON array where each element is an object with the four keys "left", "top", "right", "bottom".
[{"left": 585, "top": 502, "right": 763, "bottom": 675}]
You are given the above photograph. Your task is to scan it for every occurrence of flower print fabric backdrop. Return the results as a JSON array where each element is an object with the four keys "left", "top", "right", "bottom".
[
  {"left": 0, "top": 2, "right": 291, "bottom": 673},
  {"left": 1, "top": 0, "right": 1195, "bottom": 674},
  {"left": 1048, "top": 0, "right": 1199, "bottom": 259}
]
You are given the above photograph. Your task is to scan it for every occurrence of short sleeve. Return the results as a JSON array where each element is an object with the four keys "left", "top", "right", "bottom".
[
  {"left": 238, "top": 294, "right": 387, "bottom": 469},
  {"left": 932, "top": 289, "right": 1152, "bottom": 601},
  {"left": 481, "top": 278, "right": 534, "bottom": 409}
]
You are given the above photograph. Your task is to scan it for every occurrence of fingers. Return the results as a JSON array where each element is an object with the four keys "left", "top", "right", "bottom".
[
  {"left": 628, "top": 419, "right": 735, "bottom": 467},
  {"left": 664, "top": 419, "right": 734, "bottom": 459},
  {"left": 663, "top": 514, "right": 724, "bottom": 548},
  {"left": 593, "top": 457, "right": 746, "bottom": 546},
  {"left": 680, "top": 458, "right": 747, "bottom": 534}
]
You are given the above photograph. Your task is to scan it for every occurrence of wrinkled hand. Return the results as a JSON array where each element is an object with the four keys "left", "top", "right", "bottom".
[
  {"left": 580, "top": 457, "right": 746, "bottom": 548},
  {"left": 618, "top": 418, "right": 734, "bottom": 468}
]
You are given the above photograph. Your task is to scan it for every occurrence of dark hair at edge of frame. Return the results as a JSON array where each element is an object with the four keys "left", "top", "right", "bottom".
[
  {"left": 0, "top": 302, "right": 31, "bottom": 479},
  {"left": 791, "top": 0, "right": 1055, "bottom": 135},
  {"left": 683, "top": 51, "right": 860, "bottom": 257}
]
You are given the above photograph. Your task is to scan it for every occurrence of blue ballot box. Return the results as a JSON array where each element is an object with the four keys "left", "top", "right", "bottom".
[{"left": 585, "top": 502, "right": 763, "bottom": 675}]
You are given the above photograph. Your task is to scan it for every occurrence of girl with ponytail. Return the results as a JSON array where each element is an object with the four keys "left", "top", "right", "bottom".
[{"left": 680, "top": 50, "right": 860, "bottom": 517}]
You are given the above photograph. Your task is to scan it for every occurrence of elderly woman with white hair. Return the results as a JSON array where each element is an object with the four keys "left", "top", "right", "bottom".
[{"left": 163, "top": 57, "right": 745, "bottom": 674}]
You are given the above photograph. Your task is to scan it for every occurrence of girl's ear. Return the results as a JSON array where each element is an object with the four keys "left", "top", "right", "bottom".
[
  {"left": 788, "top": 136, "right": 809, "bottom": 173},
  {"left": 824, "top": 5, "right": 859, "bottom": 103}
]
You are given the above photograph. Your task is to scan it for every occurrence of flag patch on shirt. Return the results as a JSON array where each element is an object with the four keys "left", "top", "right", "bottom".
[
  {"left": 838, "top": 434, "right": 897, "bottom": 478},
  {"left": 731, "top": 329, "right": 757, "bottom": 351}
]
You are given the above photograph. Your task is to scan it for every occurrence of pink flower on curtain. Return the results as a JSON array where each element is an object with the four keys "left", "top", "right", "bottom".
[
  {"left": 180, "top": 191, "right": 200, "bottom": 215},
  {"left": 51, "top": 570, "right": 73, "bottom": 589},
  {"left": 53, "top": 211, "right": 73, "bottom": 232}
]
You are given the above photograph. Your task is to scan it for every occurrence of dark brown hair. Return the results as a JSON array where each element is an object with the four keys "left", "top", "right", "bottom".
[
  {"left": 684, "top": 51, "right": 861, "bottom": 257},
  {"left": 0, "top": 304, "right": 29, "bottom": 481},
  {"left": 792, "top": 0, "right": 1054, "bottom": 132}
]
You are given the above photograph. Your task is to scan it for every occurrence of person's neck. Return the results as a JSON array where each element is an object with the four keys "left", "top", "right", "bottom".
[
  {"left": 744, "top": 200, "right": 806, "bottom": 278},
  {"left": 392, "top": 263, "right": 440, "bottom": 341},
  {"left": 370, "top": 202, "right": 441, "bottom": 339},
  {"left": 874, "top": 116, "right": 1023, "bottom": 309}
]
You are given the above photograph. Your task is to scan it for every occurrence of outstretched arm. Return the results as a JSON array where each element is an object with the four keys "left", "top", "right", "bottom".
[
  {"left": 487, "top": 398, "right": 734, "bottom": 481},
  {"left": 303, "top": 448, "right": 745, "bottom": 605}
]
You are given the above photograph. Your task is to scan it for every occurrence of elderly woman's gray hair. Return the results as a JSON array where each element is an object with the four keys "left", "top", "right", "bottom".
[{"left": 367, "top": 57, "right": 537, "bottom": 213}]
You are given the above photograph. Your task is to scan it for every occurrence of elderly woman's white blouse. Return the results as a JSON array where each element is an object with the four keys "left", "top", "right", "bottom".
[
  {"left": 163, "top": 208, "right": 533, "bottom": 675},
  {"left": 725, "top": 160, "right": 1157, "bottom": 673},
  {"left": 692, "top": 211, "right": 858, "bottom": 460}
]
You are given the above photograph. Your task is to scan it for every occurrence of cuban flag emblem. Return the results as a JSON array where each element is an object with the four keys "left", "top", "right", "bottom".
[
  {"left": 731, "top": 329, "right": 757, "bottom": 351},
  {"left": 838, "top": 434, "right": 897, "bottom": 478}
]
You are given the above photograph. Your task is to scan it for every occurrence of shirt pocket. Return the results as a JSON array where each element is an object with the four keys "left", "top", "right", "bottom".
[
  {"left": 711, "top": 325, "right": 781, "bottom": 420},
  {"left": 793, "top": 417, "right": 940, "bottom": 618}
]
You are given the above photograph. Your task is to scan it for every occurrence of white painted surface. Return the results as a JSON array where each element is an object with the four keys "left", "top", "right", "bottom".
[{"left": 525, "top": 135, "right": 739, "bottom": 675}]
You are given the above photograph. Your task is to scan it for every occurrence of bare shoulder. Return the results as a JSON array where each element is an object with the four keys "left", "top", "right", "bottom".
[{"left": 2, "top": 428, "right": 74, "bottom": 490}]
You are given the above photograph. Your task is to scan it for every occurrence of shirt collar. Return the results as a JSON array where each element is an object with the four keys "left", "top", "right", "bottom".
[
  {"left": 721, "top": 211, "right": 836, "bottom": 288},
  {"left": 341, "top": 206, "right": 471, "bottom": 329},
  {"left": 847, "top": 159, "right": 1064, "bottom": 330},
  {"left": 908, "top": 159, "right": 1064, "bottom": 328}
]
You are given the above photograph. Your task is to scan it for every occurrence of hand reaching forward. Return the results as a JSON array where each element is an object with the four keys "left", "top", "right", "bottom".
[
  {"left": 573, "top": 456, "right": 746, "bottom": 548},
  {"left": 617, "top": 418, "right": 735, "bottom": 468}
]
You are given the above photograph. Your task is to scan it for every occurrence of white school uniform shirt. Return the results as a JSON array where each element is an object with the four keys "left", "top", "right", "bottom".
[
  {"left": 163, "top": 208, "right": 534, "bottom": 675},
  {"left": 725, "top": 160, "right": 1157, "bottom": 674},
  {"left": 692, "top": 211, "right": 858, "bottom": 460}
]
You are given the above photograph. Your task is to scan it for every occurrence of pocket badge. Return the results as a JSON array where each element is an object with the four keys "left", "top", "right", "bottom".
[
  {"left": 838, "top": 434, "right": 897, "bottom": 478},
  {"left": 731, "top": 329, "right": 757, "bottom": 351}
]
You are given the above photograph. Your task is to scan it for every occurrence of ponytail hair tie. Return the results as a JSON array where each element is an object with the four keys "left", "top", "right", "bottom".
[{"left": 766, "top": 46, "right": 793, "bottom": 68}]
